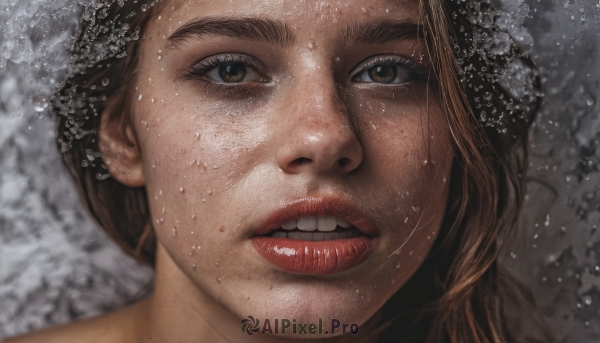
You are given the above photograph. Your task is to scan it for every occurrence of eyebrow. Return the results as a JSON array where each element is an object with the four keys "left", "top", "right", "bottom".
[
  {"left": 339, "top": 20, "right": 422, "bottom": 46},
  {"left": 167, "top": 17, "right": 295, "bottom": 48}
]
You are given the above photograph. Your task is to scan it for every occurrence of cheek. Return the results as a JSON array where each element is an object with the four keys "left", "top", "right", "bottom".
[
  {"left": 132, "top": 99, "right": 266, "bottom": 247},
  {"left": 351, "top": 94, "right": 452, "bottom": 268}
]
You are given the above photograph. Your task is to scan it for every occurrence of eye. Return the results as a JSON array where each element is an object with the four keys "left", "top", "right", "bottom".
[
  {"left": 352, "top": 56, "right": 427, "bottom": 85},
  {"left": 207, "top": 63, "right": 254, "bottom": 83},
  {"left": 183, "top": 54, "right": 267, "bottom": 85}
]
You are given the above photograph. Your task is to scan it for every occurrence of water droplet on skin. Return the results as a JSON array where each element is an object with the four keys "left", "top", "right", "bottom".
[
  {"left": 179, "top": 187, "right": 185, "bottom": 194},
  {"left": 308, "top": 41, "right": 316, "bottom": 50},
  {"left": 193, "top": 132, "right": 200, "bottom": 139},
  {"left": 215, "top": 262, "right": 219, "bottom": 266},
  {"left": 217, "top": 277, "right": 222, "bottom": 284},
  {"left": 32, "top": 95, "right": 49, "bottom": 112},
  {"left": 356, "top": 289, "right": 360, "bottom": 293},
  {"left": 208, "top": 190, "right": 212, "bottom": 195},
  {"left": 396, "top": 262, "right": 401, "bottom": 269},
  {"left": 584, "top": 295, "right": 593, "bottom": 306},
  {"left": 81, "top": 160, "right": 89, "bottom": 167},
  {"left": 411, "top": 206, "right": 420, "bottom": 212},
  {"left": 172, "top": 228, "right": 177, "bottom": 237},
  {"left": 191, "top": 214, "right": 196, "bottom": 220},
  {"left": 138, "top": 94, "right": 143, "bottom": 101},
  {"left": 158, "top": 55, "right": 162, "bottom": 60},
  {"left": 101, "top": 78, "right": 110, "bottom": 87},
  {"left": 192, "top": 264, "right": 196, "bottom": 270},
  {"left": 404, "top": 217, "right": 408, "bottom": 223}
]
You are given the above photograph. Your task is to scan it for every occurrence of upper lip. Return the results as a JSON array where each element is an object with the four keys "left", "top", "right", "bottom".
[{"left": 254, "top": 195, "right": 380, "bottom": 236}]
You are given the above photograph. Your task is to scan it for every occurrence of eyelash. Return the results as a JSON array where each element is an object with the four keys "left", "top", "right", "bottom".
[
  {"left": 183, "top": 54, "right": 268, "bottom": 95},
  {"left": 351, "top": 56, "right": 429, "bottom": 84},
  {"left": 182, "top": 54, "right": 428, "bottom": 94}
]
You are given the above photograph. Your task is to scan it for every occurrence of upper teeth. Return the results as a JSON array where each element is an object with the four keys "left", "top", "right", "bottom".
[{"left": 280, "top": 216, "right": 352, "bottom": 232}]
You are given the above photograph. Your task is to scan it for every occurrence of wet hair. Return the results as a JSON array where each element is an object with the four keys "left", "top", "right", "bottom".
[{"left": 52, "top": 0, "right": 555, "bottom": 342}]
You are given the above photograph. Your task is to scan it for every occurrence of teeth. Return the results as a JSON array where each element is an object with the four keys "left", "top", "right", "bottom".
[
  {"left": 271, "top": 231, "right": 287, "bottom": 238},
  {"left": 269, "top": 228, "right": 361, "bottom": 241},
  {"left": 297, "top": 216, "right": 318, "bottom": 231},
  {"left": 317, "top": 216, "right": 337, "bottom": 231},
  {"left": 337, "top": 219, "right": 352, "bottom": 228},
  {"left": 279, "top": 216, "right": 354, "bottom": 232},
  {"left": 281, "top": 219, "right": 297, "bottom": 230},
  {"left": 323, "top": 232, "right": 335, "bottom": 240}
]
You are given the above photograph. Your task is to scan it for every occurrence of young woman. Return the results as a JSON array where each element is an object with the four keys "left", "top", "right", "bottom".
[{"left": 6, "top": 0, "right": 555, "bottom": 342}]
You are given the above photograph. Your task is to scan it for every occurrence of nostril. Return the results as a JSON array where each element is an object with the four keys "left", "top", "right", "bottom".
[
  {"left": 291, "top": 157, "right": 312, "bottom": 167},
  {"left": 338, "top": 157, "right": 351, "bottom": 168}
]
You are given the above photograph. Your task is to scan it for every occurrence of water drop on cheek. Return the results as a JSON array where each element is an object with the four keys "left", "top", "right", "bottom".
[
  {"left": 217, "top": 278, "right": 222, "bottom": 284},
  {"left": 179, "top": 187, "right": 185, "bottom": 194}
]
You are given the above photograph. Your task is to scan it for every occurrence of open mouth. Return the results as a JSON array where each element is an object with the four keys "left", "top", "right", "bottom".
[
  {"left": 265, "top": 216, "right": 362, "bottom": 240},
  {"left": 252, "top": 198, "right": 378, "bottom": 275}
]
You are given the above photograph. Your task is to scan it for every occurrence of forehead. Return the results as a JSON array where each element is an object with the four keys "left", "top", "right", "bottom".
[{"left": 159, "top": 0, "right": 420, "bottom": 32}]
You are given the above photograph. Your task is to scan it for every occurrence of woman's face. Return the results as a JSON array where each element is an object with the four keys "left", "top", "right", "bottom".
[{"left": 106, "top": 0, "right": 453, "bottom": 336}]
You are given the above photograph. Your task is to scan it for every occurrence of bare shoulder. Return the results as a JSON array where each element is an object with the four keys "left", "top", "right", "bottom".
[{"left": 3, "top": 300, "right": 148, "bottom": 343}]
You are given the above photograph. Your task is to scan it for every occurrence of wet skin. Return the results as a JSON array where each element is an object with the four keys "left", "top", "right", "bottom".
[{"left": 7, "top": 0, "right": 454, "bottom": 342}]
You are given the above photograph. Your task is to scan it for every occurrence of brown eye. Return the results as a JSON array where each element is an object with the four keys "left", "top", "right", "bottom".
[
  {"left": 368, "top": 66, "right": 397, "bottom": 84},
  {"left": 219, "top": 63, "right": 247, "bottom": 83}
]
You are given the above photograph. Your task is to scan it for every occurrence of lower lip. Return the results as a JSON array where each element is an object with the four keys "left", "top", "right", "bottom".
[{"left": 252, "top": 236, "right": 376, "bottom": 275}]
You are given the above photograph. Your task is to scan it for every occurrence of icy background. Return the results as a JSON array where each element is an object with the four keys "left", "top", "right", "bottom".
[{"left": 0, "top": 0, "right": 599, "bottom": 341}]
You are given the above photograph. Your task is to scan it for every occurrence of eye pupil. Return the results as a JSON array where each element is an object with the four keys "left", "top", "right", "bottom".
[
  {"left": 369, "top": 66, "right": 397, "bottom": 84},
  {"left": 219, "top": 63, "right": 246, "bottom": 83}
]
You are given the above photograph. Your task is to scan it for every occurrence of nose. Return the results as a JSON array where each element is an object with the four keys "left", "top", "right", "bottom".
[{"left": 275, "top": 77, "right": 363, "bottom": 175}]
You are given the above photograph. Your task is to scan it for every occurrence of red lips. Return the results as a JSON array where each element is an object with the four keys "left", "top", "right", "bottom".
[{"left": 251, "top": 196, "right": 379, "bottom": 275}]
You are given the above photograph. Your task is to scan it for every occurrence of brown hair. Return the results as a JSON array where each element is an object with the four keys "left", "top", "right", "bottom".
[{"left": 53, "top": 0, "right": 555, "bottom": 342}]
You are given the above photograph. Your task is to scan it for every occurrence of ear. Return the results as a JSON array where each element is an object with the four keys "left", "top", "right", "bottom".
[{"left": 98, "top": 104, "right": 145, "bottom": 188}]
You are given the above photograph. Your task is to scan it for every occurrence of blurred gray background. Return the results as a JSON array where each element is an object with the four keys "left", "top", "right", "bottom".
[{"left": 1, "top": 0, "right": 599, "bottom": 341}]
